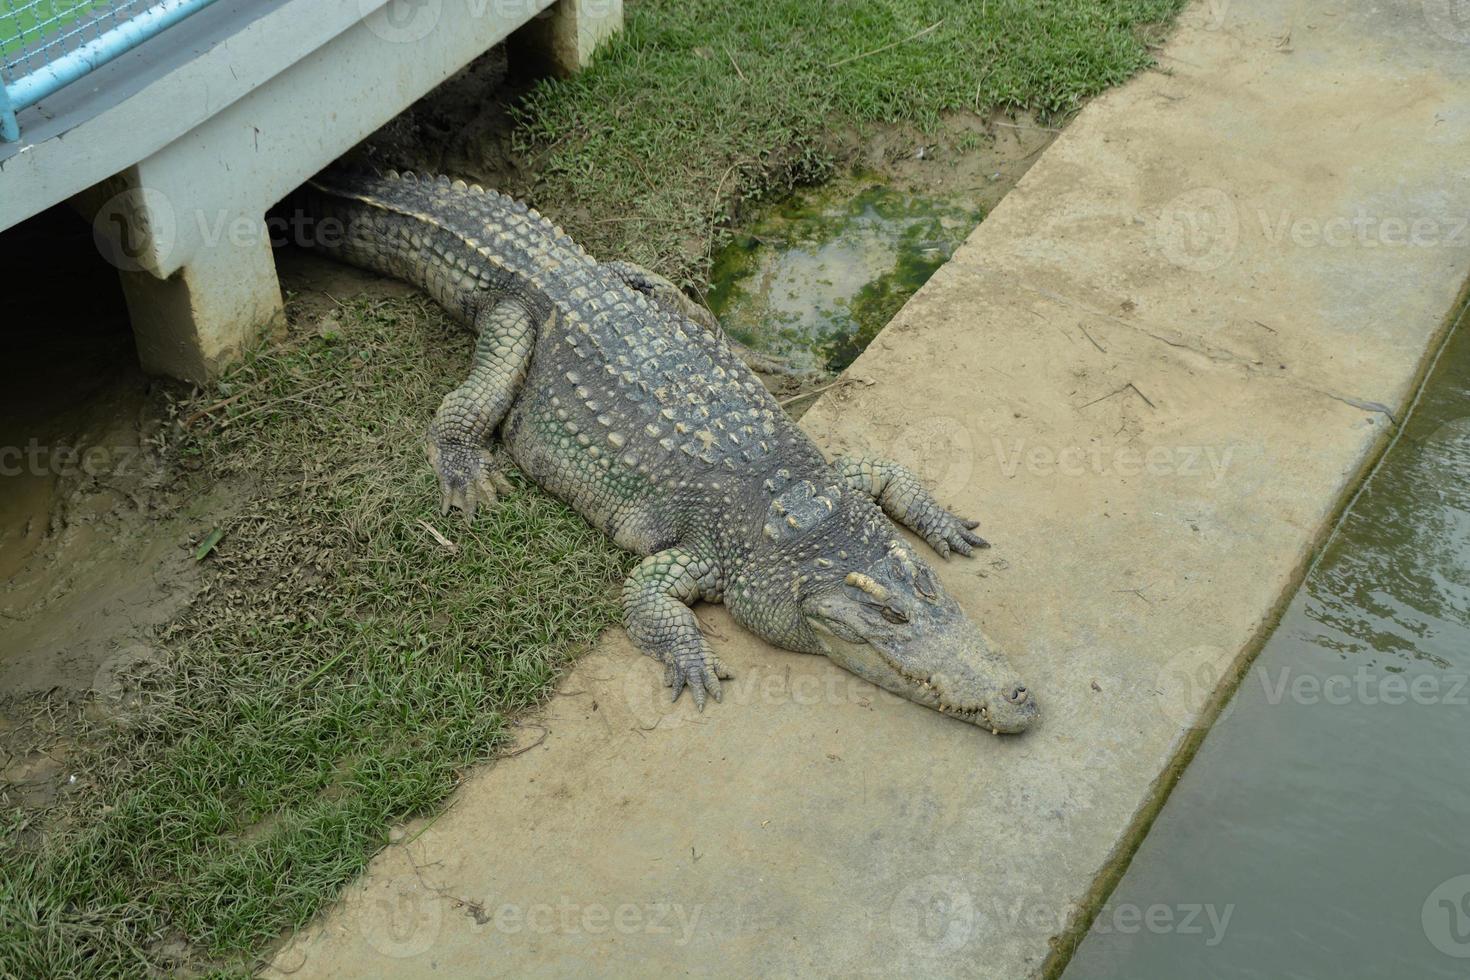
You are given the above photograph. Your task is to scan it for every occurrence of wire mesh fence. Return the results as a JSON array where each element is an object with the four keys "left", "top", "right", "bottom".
[
  {"left": 1, "top": 0, "right": 217, "bottom": 140},
  {"left": 1, "top": 1, "right": 152, "bottom": 81}
]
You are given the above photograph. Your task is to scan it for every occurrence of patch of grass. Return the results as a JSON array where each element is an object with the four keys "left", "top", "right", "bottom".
[
  {"left": 514, "top": 0, "right": 1187, "bottom": 285},
  {"left": 0, "top": 296, "right": 630, "bottom": 976},
  {"left": 1, "top": 2, "right": 116, "bottom": 61}
]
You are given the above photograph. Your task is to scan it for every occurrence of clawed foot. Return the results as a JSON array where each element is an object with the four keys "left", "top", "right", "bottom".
[
  {"left": 426, "top": 428, "right": 512, "bottom": 523},
  {"left": 662, "top": 646, "right": 734, "bottom": 711},
  {"left": 922, "top": 512, "right": 990, "bottom": 559}
]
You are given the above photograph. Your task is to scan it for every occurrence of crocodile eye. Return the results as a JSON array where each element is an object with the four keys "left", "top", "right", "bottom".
[
  {"left": 881, "top": 606, "right": 908, "bottom": 625},
  {"left": 914, "top": 568, "right": 938, "bottom": 599}
]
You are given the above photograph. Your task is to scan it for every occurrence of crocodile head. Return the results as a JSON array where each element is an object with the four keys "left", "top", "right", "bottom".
[{"left": 801, "top": 542, "right": 1038, "bottom": 733}]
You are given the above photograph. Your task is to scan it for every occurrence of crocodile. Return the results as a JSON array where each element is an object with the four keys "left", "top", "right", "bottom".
[{"left": 299, "top": 169, "right": 1038, "bottom": 733}]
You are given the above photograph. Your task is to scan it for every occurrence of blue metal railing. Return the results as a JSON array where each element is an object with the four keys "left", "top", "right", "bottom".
[{"left": 1, "top": 0, "right": 219, "bottom": 141}]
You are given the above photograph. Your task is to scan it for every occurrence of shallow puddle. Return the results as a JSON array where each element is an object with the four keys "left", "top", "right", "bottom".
[{"left": 707, "top": 178, "right": 984, "bottom": 373}]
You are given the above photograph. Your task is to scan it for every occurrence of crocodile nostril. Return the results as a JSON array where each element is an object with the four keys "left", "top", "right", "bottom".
[{"left": 1004, "top": 685, "right": 1029, "bottom": 705}]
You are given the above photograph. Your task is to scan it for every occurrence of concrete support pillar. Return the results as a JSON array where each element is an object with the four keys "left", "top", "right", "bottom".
[
  {"left": 78, "top": 170, "right": 283, "bottom": 383},
  {"left": 514, "top": 0, "right": 623, "bottom": 76},
  {"left": 115, "top": 224, "right": 282, "bottom": 382}
]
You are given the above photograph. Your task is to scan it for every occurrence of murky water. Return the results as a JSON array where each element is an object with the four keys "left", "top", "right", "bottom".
[
  {"left": 1064, "top": 308, "right": 1470, "bottom": 978},
  {"left": 707, "top": 179, "right": 982, "bottom": 373}
]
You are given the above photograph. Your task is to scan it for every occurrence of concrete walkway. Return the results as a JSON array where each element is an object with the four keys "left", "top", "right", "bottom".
[{"left": 267, "top": 1, "right": 1470, "bottom": 976}]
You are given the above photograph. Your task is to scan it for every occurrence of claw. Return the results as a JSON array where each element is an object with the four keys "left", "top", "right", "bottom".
[
  {"left": 662, "top": 650, "right": 731, "bottom": 710},
  {"left": 427, "top": 428, "right": 502, "bottom": 525}
]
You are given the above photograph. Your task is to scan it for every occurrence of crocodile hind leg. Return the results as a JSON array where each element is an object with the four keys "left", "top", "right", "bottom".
[
  {"left": 427, "top": 297, "right": 537, "bottom": 523},
  {"left": 834, "top": 455, "right": 990, "bottom": 558},
  {"left": 623, "top": 548, "right": 734, "bottom": 710},
  {"left": 600, "top": 260, "right": 813, "bottom": 378}
]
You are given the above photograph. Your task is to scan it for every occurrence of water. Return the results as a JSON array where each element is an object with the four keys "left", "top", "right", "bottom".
[
  {"left": 707, "top": 179, "right": 982, "bottom": 373},
  {"left": 1063, "top": 309, "right": 1470, "bottom": 978}
]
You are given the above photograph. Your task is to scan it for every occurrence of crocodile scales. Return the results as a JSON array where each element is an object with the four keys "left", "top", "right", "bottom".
[{"left": 300, "top": 170, "right": 1038, "bottom": 733}]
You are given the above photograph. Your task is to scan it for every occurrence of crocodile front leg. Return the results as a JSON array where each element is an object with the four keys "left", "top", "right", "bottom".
[
  {"left": 427, "top": 297, "right": 536, "bottom": 522},
  {"left": 623, "top": 548, "right": 733, "bottom": 710},
  {"left": 835, "top": 455, "right": 990, "bottom": 558}
]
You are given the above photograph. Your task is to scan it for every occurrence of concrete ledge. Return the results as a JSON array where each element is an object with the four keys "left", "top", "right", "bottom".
[
  {"left": 3, "top": 0, "right": 623, "bottom": 382},
  {"left": 266, "top": 1, "right": 1470, "bottom": 976}
]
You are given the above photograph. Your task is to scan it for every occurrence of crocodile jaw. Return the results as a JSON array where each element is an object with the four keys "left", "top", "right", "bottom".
[{"left": 808, "top": 620, "right": 1038, "bottom": 734}]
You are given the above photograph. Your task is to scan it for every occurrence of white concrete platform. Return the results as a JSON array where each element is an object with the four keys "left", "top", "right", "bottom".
[
  {"left": 264, "top": 1, "right": 1470, "bottom": 977},
  {"left": 0, "top": 0, "right": 621, "bottom": 381}
]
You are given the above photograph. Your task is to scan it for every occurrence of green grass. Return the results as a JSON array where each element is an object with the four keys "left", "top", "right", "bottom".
[
  {"left": 0, "top": 296, "right": 631, "bottom": 976},
  {"left": 0, "top": 1, "right": 1186, "bottom": 974},
  {"left": 514, "top": 0, "right": 1187, "bottom": 287},
  {"left": 1, "top": 2, "right": 113, "bottom": 60}
]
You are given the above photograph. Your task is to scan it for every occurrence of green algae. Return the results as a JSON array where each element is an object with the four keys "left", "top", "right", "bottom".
[{"left": 707, "top": 178, "right": 982, "bottom": 373}]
